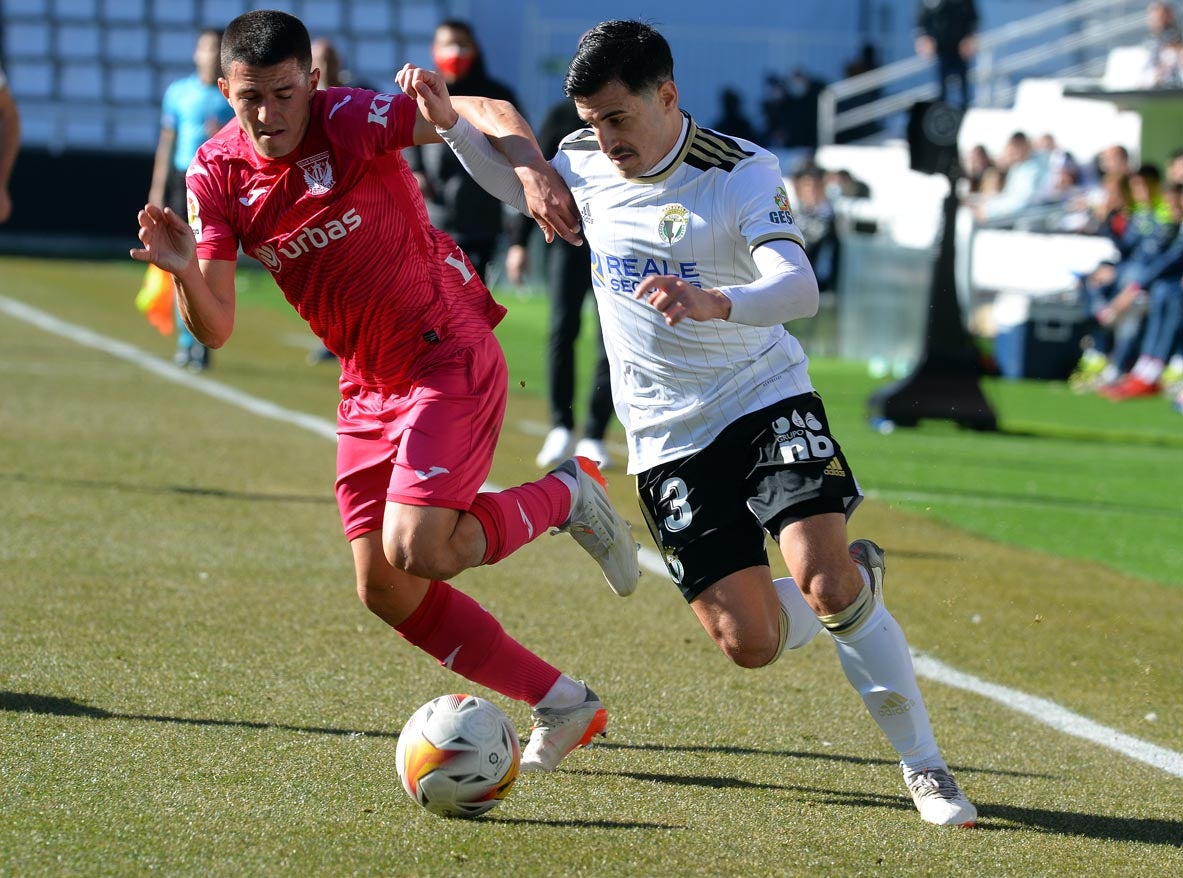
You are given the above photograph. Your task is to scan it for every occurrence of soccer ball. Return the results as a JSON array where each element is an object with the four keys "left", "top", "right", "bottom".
[{"left": 395, "top": 694, "right": 521, "bottom": 818}]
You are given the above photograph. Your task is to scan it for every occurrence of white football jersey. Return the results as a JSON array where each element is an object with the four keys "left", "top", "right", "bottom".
[{"left": 553, "top": 114, "right": 815, "bottom": 473}]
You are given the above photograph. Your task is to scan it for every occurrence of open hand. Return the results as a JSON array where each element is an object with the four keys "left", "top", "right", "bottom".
[{"left": 129, "top": 204, "right": 196, "bottom": 275}]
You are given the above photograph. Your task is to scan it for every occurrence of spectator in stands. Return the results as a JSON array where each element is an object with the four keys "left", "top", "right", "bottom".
[
  {"left": 1072, "top": 163, "right": 1175, "bottom": 388},
  {"left": 758, "top": 73, "right": 791, "bottom": 147},
  {"left": 971, "top": 131, "right": 1052, "bottom": 226},
  {"left": 406, "top": 19, "right": 519, "bottom": 283},
  {"left": 0, "top": 62, "right": 20, "bottom": 224},
  {"left": 504, "top": 97, "right": 614, "bottom": 470},
  {"left": 1145, "top": 2, "right": 1181, "bottom": 58},
  {"left": 1148, "top": 25, "right": 1183, "bottom": 86},
  {"left": 784, "top": 68, "right": 827, "bottom": 147},
  {"left": 1060, "top": 170, "right": 1132, "bottom": 236},
  {"left": 964, "top": 144, "right": 1003, "bottom": 195},
  {"left": 1168, "top": 147, "right": 1183, "bottom": 185},
  {"left": 1095, "top": 181, "right": 1183, "bottom": 399},
  {"left": 712, "top": 86, "right": 758, "bottom": 143},
  {"left": 825, "top": 168, "right": 871, "bottom": 200},
  {"left": 791, "top": 166, "right": 840, "bottom": 292},
  {"left": 148, "top": 28, "right": 233, "bottom": 372},
  {"left": 836, "top": 44, "right": 883, "bottom": 143},
  {"left": 915, "top": 0, "right": 979, "bottom": 109}
]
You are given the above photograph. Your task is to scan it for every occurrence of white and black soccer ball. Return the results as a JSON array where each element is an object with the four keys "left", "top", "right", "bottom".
[{"left": 395, "top": 694, "right": 521, "bottom": 818}]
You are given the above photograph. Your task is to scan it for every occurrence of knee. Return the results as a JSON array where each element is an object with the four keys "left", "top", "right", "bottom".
[
  {"left": 712, "top": 624, "right": 781, "bottom": 669},
  {"left": 385, "top": 537, "right": 454, "bottom": 581}
]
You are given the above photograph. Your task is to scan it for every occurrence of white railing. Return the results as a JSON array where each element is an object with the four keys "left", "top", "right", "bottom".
[{"left": 818, "top": 0, "right": 1148, "bottom": 145}]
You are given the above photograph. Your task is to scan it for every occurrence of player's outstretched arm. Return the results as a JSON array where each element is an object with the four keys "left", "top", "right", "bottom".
[
  {"left": 130, "top": 204, "right": 237, "bottom": 347},
  {"left": 396, "top": 63, "right": 581, "bottom": 246}
]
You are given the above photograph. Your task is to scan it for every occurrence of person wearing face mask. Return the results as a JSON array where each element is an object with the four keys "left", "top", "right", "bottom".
[{"left": 406, "top": 20, "right": 521, "bottom": 283}]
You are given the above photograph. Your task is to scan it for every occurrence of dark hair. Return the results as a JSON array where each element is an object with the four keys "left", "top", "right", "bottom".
[
  {"left": 1133, "top": 162, "right": 1162, "bottom": 183},
  {"left": 221, "top": 9, "right": 311, "bottom": 74},
  {"left": 564, "top": 20, "right": 673, "bottom": 98},
  {"left": 436, "top": 19, "right": 478, "bottom": 46}
]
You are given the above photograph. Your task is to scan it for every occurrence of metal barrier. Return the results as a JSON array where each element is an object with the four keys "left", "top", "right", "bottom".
[{"left": 818, "top": 0, "right": 1148, "bottom": 145}]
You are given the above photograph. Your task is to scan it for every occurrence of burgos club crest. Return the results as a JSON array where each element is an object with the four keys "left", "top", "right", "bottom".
[
  {"left": 657, "top": 203, "right": 689, "bottom": 244},
  {"left": 298, "top": 151, "right": 335, "bottom": 195}
]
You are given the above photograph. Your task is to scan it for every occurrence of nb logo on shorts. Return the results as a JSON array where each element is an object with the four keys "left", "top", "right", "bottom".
[{"left": 772, "top": 413, "right": 835, "bottom": 463}]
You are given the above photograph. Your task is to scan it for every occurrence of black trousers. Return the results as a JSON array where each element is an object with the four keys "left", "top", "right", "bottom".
[{"left": 545, "top": 239, "right": 613, "bottom": 440}]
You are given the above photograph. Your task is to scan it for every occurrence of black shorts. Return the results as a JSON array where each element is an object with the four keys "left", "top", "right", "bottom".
[{"left": 636, "top": 392, "right": 862, "bottom": 602}]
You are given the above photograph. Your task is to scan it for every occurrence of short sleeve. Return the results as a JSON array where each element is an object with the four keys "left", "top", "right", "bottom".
[
  {"left": 322, "top": 88, "right": 419, "bottom": 159},
  {"left": 727, "top": 152, "right": 806, "bottom": 253},
  {"left": 160, "top": 81, "right": 179, "bottom": 129},
  {"left": 185, "top": 156, "right": 239, "bottom": 262}
]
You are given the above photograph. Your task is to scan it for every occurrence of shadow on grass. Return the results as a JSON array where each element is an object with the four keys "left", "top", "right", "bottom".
[
  {"left": 0, "top": 691, "right": 398, "bottom": 738},
  {"left": 573, "top": 768, "right": 1183, "bottom": 847},
  {"left": 1, "top": 470, "right": 334, "bottom": 505},
  {"left": 592, "top": 742, "right": 1043, "bottom": 779},
  {"left": 488, "top": 817, "right": 686, "bottom": 829}
]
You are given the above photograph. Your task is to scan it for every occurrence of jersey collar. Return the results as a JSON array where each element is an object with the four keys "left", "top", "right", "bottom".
[{"left": 630, "top": 112, "right": 694, "bottom": 185}]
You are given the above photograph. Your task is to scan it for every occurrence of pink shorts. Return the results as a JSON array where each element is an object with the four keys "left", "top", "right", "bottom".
[{"left": 335, "top": 333, "right": 507, "bottom": 540}]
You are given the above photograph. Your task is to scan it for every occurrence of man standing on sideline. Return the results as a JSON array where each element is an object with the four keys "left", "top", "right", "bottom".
[
  {"left": 406, "top": 19, "right": 519, "bottom": 283},
  {"left": 400, "top": 19, "right": 977, "bottom": 825},
  {"left": 130, "top": 10, "right": 639, "bottom": 773},
  {"left": 504, "top": 97, "right": 615, "bottom": 470},
  {"left": 148, "top": 28, "right": 234, "bottom": 371},
  {"left": 0, "top": 62, "right": 21, "bottom": 224},
  {"left": 915, "top": 0, "right": 979, "bottom": 108}
]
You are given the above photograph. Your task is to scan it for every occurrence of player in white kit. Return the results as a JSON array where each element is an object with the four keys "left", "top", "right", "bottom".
[{"left": 396, "top": 20, "right": 977, "bottom": 826}]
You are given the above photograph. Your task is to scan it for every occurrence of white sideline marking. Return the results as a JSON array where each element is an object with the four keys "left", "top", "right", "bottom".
[
  {"left": 0, "top": 296, "right": 338, "bottom": 441},
  {"left": 6, "top": 293, "right": 1182, "bottom": 780}
]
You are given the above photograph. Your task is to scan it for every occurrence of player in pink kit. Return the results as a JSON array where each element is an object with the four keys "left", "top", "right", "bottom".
[{"left": 129, "top": 9, "right": 639, "bottom": 772}]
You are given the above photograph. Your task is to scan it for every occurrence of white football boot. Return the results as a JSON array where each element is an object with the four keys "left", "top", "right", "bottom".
[
  {"left": 552, "top": 456, "right": 640, "bottom": 597},
  {"left": 903, "top": 764, "right": 978, "bottom": 827},
  {"left": 520, "top": 683, "right": 608, "bottom": 772}
]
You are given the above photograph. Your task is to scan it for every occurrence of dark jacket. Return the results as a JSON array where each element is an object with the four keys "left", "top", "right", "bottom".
[
  {"left": 916, "top": 0, "right": 979, "bottom": 57},
  {"left": 407, "top": 58, "right": 519, "bottom": 245}
]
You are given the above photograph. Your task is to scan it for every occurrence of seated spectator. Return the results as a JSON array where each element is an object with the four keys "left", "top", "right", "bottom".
[
  {"left": 1071, "top": 164, "right": 1177, "bottom": 388},
  {"left": 825, "top": 168, "right": 871, "bottom": 200},
  {"left": 1167, "top": 147, "right": 1183, "bottom": 186},
  {"left": 1096, "top": 181, "right": 1183, "bottom": 399},
  {"left": 1059, "top": 170, "right": 1132, "bottom": 236},
  {"left": 790, "top": 167, "right": 840, "bottom": 291},
  {"left": 971, "top": 131, "right": 1053, "bottom": 227},
  {"left": 964, "top": 144, "right": 1003, "bottom": 195}
]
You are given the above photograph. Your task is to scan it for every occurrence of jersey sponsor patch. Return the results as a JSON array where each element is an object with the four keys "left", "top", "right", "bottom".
[{"left": 185, "top": 189, "right": 202, "bottom": 241}]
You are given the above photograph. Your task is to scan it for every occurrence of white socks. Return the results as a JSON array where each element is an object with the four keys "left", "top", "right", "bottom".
[
  {"left": 828, "top": 601, "right": 942, "bottom": 766},
  {"left": 773, "top": 576, "right": 824, "bottom": 654}
]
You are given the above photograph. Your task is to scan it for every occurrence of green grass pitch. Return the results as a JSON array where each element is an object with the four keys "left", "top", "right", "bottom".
[{"left": 1, "top": 257, "right": 1181, "bottom": 876}]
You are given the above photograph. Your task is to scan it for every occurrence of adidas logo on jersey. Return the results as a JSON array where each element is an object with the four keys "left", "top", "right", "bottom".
[{"left": 824, "top": 458, "right": 847, "bottom": 477}]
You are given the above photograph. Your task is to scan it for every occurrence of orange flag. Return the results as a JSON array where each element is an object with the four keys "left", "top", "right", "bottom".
[{"left": 135, "top": 264, "right": 174, "bottom": 335}]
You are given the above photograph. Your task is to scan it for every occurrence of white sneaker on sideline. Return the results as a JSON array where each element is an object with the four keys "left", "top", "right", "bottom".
[
  {"left": 536, "top": 427, "right": 574, "bottom": 469},
  {"left": 902, "top": 763, "right": 978, "bottom": 827},
  {"left": 573, "top": 437, "right": 612, "bottom": 470},
  {"left": 519, "top": 683, "right": 608, "bottom": 772},
  {"left": 552, "top": 456, "right": 640, "bottom": 597}
]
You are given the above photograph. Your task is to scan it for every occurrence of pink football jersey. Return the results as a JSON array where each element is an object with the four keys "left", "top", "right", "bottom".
[{"left": 186, "top": 87, "right": 506, "bottom": 388}]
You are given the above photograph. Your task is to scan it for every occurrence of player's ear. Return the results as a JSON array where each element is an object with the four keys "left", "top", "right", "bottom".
[
  {"left": 218, "top": 78, "right": 230, "bottom": 100},
  {"left": 657, "top": 80, "right": 678, "bottom": 112}
]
